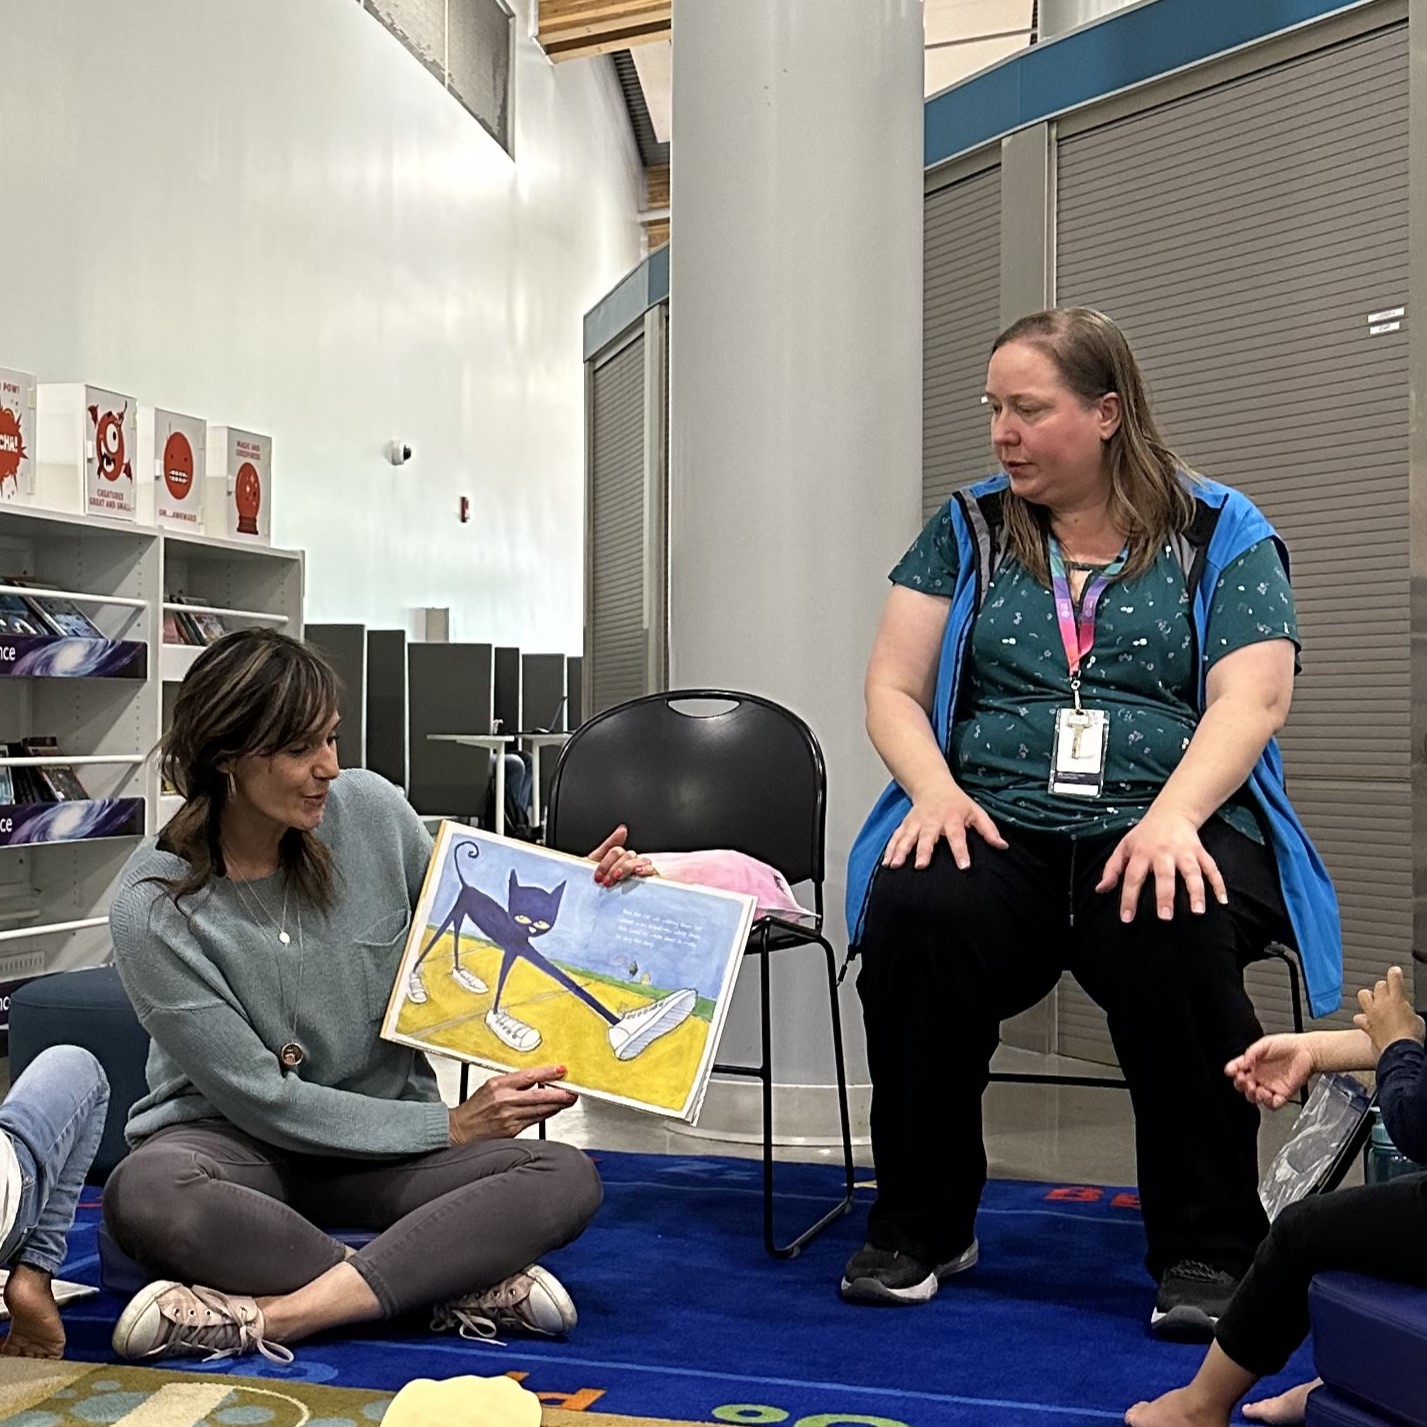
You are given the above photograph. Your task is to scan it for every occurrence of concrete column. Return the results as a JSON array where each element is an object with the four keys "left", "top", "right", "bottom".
[{"left": 669, "top": 0, "right": 924, "bottom": 1139}]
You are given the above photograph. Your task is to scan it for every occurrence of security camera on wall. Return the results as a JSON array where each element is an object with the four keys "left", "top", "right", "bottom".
[{"left": 387, "top": 440, "right": 413, "bottom": 467}]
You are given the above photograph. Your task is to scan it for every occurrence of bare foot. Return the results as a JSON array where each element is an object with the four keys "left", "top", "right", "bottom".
[
  {"left": 1124, "top": 1387, "right": 1230, "bottom": 1427},
  {"left": 1241, "top": 1380, "right": 1321, "bottom": 1425},
  {"left": 0, "top": 1266, "right": 65, "bottom": 1359}
]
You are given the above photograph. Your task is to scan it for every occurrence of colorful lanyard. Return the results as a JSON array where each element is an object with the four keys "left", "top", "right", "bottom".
[{"left": 1047, "top": 536, "right": 1128, "bottom": 709}]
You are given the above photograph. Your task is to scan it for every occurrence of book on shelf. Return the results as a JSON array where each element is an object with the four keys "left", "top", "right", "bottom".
[
  {"left": 20, "top": 737, "right": 89, "bottom": 801},
  {"left": 2, "top": 576, "right": 104, "bottom": 639},
  {"left": 3, "top": 744, "right": 47, "bottom": 803},
  {"left": 32, "top": 596, "right": 103, "bottom": 639},
  {"left": 0, "top": 594, "right": 50, "bottom": 638},
  {"left": 162, "top": 611, "right": 185, "bottom": 645},
  {"left": 168, "top": 595, "right": 228, "bottom": 646}
]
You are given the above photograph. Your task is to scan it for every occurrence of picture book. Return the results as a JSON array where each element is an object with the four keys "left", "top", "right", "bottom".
[
  {"left": 21, "top": 738, "right": 88, "bottom": 801},
  {"left": 381, "top": 824, "right": 757, "bottom": 1122},
  {"left": 0, "top": 594, "right": 47, "bottom": 638},
  {"left": 3, "top": 745, "right": 45, "bottom": 803},
  {"left": 29, "top": 597, "right": 102, "bottom": 639},
  {"left": 173, "top": 595, "right": 227, "bottom": 644}
]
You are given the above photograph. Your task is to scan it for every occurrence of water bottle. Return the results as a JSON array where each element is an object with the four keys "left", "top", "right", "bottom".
[{"left": 1363, "top": 1105, "right": 1427, "bottom": 1184}]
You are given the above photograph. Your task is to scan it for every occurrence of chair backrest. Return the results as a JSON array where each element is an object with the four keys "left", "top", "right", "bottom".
[{"left": 545, "top": 690, "right": 827, "bottom": 894}]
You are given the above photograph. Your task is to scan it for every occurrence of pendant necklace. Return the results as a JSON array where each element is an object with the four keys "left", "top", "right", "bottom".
[{"left": 232, "top": 873, "right": 309, "bottom": 1071}]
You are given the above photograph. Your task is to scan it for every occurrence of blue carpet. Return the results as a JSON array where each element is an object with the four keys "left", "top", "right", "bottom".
[{"left": 54, "top": 1151, "right": 1315, "bottom": 1425}]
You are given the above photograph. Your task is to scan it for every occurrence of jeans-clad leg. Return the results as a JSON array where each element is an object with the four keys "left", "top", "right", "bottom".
[{"left": 0, "top": 1045, "right": 110, "bottom": 1274}]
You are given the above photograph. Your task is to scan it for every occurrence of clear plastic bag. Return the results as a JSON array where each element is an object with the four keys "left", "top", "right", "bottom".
[{"left": 1258, "top": 1071, "right": 1373, "bottom": 1221}]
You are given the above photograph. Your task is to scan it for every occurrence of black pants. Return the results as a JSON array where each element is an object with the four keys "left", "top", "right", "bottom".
[
  {"left": 855, "top": 819, "right": 1289, "bottom": 1280},
  {"left": 1215, "top": 1172, "right": 1427, "bottom": 1375},
  {"left": 104, "top": 1120, "right": 602, "bottom": 1317}
]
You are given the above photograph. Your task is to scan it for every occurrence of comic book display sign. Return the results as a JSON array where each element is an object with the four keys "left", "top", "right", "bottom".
[
  {"left": 0, "top": 369, "right": 36, "bottom": 503},
  {"left": 84, "top": 389, "right": 137, "bottom": 518},
  {"left": 382, "top": 825, "right": 756, "bottom": 1122},
  {"left": 140, "top": 408, "right": 206, "bottom": 530},
  {"left": 34, "top": 384, "right": 138, "bottom": 519},
  {"left": 206, "top": 426, "right": 271, "bottom": 542}
]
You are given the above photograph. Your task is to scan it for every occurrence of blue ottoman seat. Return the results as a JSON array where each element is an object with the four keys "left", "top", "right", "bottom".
[
  {"left": 1306, "top": 1271, "right": 1427, "bottom": 1427},
  {"left": 8, "top": 965, "right": 149, "bottom": 1184}
]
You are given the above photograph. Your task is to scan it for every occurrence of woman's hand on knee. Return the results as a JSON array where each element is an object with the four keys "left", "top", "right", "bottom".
[
  {"left": 883, "top": 784, "right": 1007, "bottom": 872},
  {"left": 1095, "top": 810, "right": 1226, "bottom": 922},
  {"left": 1225, "top": 1034, "right": 1314, "bottom": 1110},
  {"left": 449, "top": 1065, "right": 578, "bottom": 1144}
]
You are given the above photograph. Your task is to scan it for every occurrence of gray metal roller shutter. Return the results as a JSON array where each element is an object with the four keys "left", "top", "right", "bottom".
[
  {"left": 924, "top": 167, "right": 1002, "bottom": 516},
  {"left": 1054, "top": 23, "right": 1409, "bottom": 1062},
  {"left": 589, "top": 336, "right": 649, "bottom": 716}
]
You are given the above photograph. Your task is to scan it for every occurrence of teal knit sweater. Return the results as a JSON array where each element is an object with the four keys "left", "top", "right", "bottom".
[{"left": 110, "top": 769, "right": 451, "bottom": 1157}]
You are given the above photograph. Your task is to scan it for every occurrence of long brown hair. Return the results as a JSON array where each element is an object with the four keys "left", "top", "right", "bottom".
[
  {"left": 157, "top": 629, "right": 341, "bottom": 909},
  {"left": 991, "top": 307, "right": 1197, "bottom": 582}
]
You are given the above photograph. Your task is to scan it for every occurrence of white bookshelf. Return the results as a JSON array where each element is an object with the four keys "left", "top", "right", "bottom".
[{"left": 0, "top": 503, "right": 303, "bottom": 982}]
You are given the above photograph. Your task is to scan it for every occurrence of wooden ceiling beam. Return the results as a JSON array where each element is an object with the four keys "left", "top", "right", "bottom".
[
  {"left": 537, "top": 0, "right": 671, "bottom": 60},
  {"left": 540, "top": 0, "right": 666, "bottom": 25},
  {"left": 542, "top": 22, "right": 670, "bottom": 61}
]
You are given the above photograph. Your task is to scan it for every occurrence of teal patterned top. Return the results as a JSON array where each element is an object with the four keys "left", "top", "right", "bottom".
[{"left": 890, "top": 516, "right": 1299, "bottom": 840}]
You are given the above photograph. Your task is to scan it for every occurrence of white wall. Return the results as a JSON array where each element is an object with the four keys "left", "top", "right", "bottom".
[{"left": 0, "top": 0, "right": 643, "bottom": 649}]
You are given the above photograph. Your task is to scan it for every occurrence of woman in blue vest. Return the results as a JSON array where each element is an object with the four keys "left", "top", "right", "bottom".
[{"left": 841, "top": 308, "right": 1340, "bottom": 1336}]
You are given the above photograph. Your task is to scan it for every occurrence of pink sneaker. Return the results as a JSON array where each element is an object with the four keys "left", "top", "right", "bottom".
[{"left": 111, "top": 1280, "right": 293, "bottom": 1363}]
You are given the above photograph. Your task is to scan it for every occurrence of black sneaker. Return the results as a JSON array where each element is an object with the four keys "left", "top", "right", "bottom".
[
  {"left": 839, "top": 1239, "right": 979, "bottom": 1305},
  {"left": 1151, "top": 1260, "right": 1240, "bottom": 1339}
]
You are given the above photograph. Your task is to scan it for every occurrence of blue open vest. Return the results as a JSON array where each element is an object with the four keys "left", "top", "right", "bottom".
[{"left": 845, "top": 473, "right": 1343, "bottom": 1018}]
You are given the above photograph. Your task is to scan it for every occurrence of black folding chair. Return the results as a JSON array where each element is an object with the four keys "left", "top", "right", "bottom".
[
  {"left": 989, "top": 941, "right": 1307, "bottom": 1102},
  {"left": 545, "top": 689, "right": 855, "bottom": 1258}
]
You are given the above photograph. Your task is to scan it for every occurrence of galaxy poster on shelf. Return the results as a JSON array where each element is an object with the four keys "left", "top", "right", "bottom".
[
  {"left": 0, "top": 638, "right": 146, "bottom": 679},
  {"left": 0, "top": 799, "right": 144, "bottom": 847}
]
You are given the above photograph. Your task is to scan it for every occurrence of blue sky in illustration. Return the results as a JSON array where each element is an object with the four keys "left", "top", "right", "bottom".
[{"left": 424, "top": 832, "right": 752, "bottom": 1000}]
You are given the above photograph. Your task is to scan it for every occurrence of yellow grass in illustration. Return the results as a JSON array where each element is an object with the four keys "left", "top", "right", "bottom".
[{"left": 396, "top": 930, "right": 710, "bottom": 1113}]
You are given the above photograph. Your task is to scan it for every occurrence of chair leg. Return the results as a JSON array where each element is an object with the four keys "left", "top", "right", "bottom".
[
  {"left": 1283, "top": 950, "right": 1307, "bottom": 1107},
  {"left": 760, "top": 931, "right": 856, "bottom": 1260}
]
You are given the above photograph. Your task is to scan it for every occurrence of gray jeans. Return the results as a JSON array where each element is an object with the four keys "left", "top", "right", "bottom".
[{"left": 102, "top": 1120, "right": 602, "bottom": 1316}]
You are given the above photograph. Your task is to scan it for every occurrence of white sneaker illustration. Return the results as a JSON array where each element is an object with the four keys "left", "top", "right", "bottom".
[
  {"left": 607, "top": 988, "right": 697, "bottom": 1061},
  {"left": 486, "top": 1007, "right": 542, "bottom": 1053},
  {"left": 452, "top": 966, "right": 488, "bottom": 995},
  {"left": 406, "top": 970, "right": 428, "bottom": 1005}
]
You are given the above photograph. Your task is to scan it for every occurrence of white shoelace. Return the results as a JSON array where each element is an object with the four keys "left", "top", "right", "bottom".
[
  {"left": 157, "top": 1284, "right": 294, "bottom": 1365},
  {"left": 430, "top": 1305, "right": 505, "bottom": 1346}
]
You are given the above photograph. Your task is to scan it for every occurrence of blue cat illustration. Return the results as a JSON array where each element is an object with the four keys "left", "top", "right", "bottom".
[{"left": 408, "top": 841, "right": 695, "bottom": 1060}]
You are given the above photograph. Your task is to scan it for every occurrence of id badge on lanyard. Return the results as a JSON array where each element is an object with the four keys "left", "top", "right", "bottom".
[{"left": 1047, "top": 537, "right": 1127, "bottom": 799}]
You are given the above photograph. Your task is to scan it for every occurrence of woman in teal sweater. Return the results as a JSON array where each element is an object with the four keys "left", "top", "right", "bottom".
[{"left": 105, "top": 630, "right": 632, "bottom": 1363}]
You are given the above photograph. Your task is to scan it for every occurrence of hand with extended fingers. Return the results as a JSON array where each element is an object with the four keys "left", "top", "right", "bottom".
[
  {"left": 881, "top": 780, "right": 1008, "bottom": 872},
  {"left": 1224, "top": 1035, "right": 1316, "bottom": 1111},
  {"left": 448, "top": 1064, "right": 578, "bottom": 1145},
  {"left": 588, "top": 824, "right": 658, "bottom": 886},
  {"left": 1352, "top": 965, "right": 1426, "bottom": 1055},
  {"left": 1095, "top": 808, "right": 1227, "bottom": 923}
]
